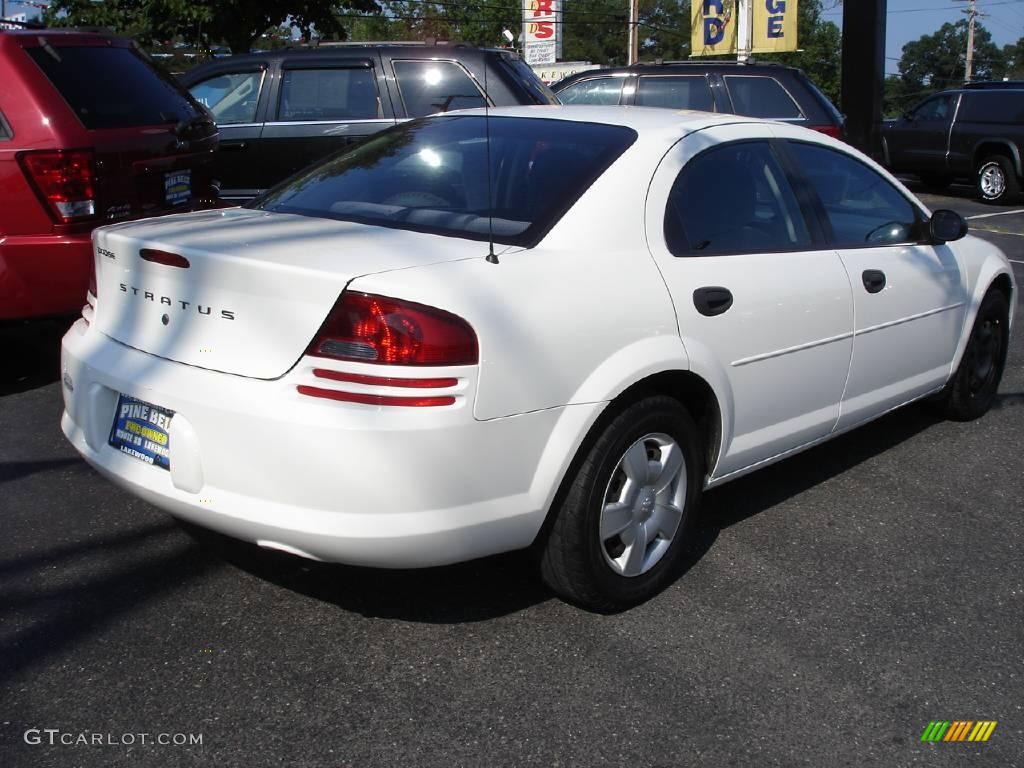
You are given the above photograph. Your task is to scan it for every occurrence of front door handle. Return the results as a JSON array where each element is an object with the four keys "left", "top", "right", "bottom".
[
  {"left": 862, "top": 269, "right": 886, "bottom": 294},
  {"left": 220, "top": 140, "right": 249, "bottom": 152},
  {"left": 693, "top": 286, "right": 733, "bottom": 317}
]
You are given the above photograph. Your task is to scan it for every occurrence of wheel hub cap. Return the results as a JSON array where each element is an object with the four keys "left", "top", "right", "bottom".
[
  {"left": 599, "top": 433, "right": 688, "bottom": 578},
  {"left": 981, "top": 165, "right": 1006, "bottom": 197}
]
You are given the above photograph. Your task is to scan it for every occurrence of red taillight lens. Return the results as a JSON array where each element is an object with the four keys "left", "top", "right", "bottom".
[
  {"left": 811, "top": 124, "right": 843, "bottom": 139},
  {"left": 18, "top": 150, "right": 97, "bottom": 223},
  {"left": 306, "top": 292, "right": 478, "bottom": 366}
]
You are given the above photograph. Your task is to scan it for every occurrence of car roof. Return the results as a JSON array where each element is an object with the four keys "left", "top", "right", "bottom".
[{"left": 438, "top": 104, "right": 762, "bottom": 146}]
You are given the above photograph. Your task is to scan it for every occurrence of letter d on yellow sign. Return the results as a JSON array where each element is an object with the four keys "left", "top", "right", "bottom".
[
  {"left": 752, "top": 0, "right": 799, "bottom": 54},
  {"left": 691, "top": 0, "right": 738, "bottom": 57}
]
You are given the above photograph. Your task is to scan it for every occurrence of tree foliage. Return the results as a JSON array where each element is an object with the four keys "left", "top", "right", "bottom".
[
  {"left": 885, "top": 20, "right": 1007, "bottom": 115},
  {"left": 44, "top": 0, "right": 379, "bottom": 54}
]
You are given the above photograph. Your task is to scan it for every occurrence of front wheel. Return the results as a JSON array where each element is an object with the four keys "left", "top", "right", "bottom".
[
  {"left": 976, "top": 155, "right": 1021, "bottom": 204},
  {"left": 938, "top": 288, "right": 1010, "bottom": 421},
  {"left": 539, "top": 396, "right": 703, "bottom": 611}
]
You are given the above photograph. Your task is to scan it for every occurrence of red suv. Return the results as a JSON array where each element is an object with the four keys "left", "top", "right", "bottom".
[{"left": 0, "top": 29, "right": 218, "bottom": 320}]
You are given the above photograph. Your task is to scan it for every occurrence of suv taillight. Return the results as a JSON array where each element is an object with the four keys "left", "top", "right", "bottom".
[
  {"left": 811, "top": 124, "right": 843, "bottom": 140},
  {"left": 305, "top": 292, "right": 478, "bottom": 366},
  {"left": 18, "top": 150, "right": 97, "bottom": 223}
]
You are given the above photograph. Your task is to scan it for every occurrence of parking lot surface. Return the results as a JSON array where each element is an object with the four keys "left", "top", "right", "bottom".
[{"left": 1, "top": 186, "right": 1022, "bottom": 767}]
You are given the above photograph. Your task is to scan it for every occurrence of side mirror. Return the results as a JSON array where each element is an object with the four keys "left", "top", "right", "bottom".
[{"left": 929, "top": 209, "right": 968, "bottom": 244}]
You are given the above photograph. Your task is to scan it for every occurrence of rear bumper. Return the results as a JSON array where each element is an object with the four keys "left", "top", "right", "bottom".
[
  {"left": 60, "top": 319, "right": 575, "bottom": 568},
  {"left": 0, "top": 232, "right": 91, "bottom": 320}
]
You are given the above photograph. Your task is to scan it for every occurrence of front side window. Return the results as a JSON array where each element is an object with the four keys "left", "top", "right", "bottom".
[
  {"left": 279, "top": 68, "right": 382, "bottom": 121},
  {"left": 393, "top": 61, "right": 486, "bottom": 117},
  {"left": 252, "top": 115, "right": 636, "bottom": 247},
  {"left": 189, "top": 71, "right": 264, "bottom": 124},
  {"left": 635, "top": 76, "right": 714, "bottom": 111},
  {"left": 909, "top": 94, "right": 955, "bottom": 122},
  {"left": 0, "top": 109, "right": 10, "bottom": 140},
  {"left": 787, "top": 142, "right": 919, "bottom": 247},
  {"left": 557, "top": 77, "right": 623, "bottom": 105},
  {"left": 724, "top": 76, "right": 802, "bottom": 119},
  {"left": 664, "top": 141, "right": 811, "bottom": 256}
]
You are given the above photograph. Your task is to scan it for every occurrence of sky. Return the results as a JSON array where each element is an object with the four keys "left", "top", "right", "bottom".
[{"left": 820, "top": 0, "right": 1024, "bottom": 75}]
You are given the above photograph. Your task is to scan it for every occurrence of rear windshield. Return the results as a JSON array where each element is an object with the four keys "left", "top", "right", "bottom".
[
  {"left": 27, "top": 45, "right": 201, "bottom": 129},
  {"left": 500, "top": 56, "right": 560, "bottom": 105},
  {"left": 251, "top": 115, "right": 636, "bottom": 247}
]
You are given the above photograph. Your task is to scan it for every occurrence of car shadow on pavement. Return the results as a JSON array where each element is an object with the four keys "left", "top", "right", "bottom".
[
  {"left": 0, "top": 317, "right": 74, "bottom": 397},
  {"left": 180, "top": 402, "right": 947, "bottom": 621}
]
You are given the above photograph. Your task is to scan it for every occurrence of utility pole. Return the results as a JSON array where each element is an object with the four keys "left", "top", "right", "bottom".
[
  {"left": 627, "top": 0, "right": 639, "bottom": 65},
  {"left": 737, "top": 0, "right": 753, "bottom": 63},
  {"left": 957, "top": 0, "right": 983, "bottom": 83}
]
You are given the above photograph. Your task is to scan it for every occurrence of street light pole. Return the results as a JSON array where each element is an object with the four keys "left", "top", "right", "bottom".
[{"left": 627, "top": 0, "right": 639, "bottom": 65}]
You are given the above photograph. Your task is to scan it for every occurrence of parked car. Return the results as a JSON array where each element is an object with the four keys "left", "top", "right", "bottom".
[
  {"left": 0, "top": 28, "right": 218, "bottom": 321},
  {"left": 882, "top": 86, "right": 1024, "bottom": 203},
  {"left": 552, "top": 62, "right": 845, "bottom": 138},
  {"left": 61, "top": 107, "right": 1014, "bottom": 610},
  {"left": 178, "top": 43, "right": 559, "bottom": 201}
]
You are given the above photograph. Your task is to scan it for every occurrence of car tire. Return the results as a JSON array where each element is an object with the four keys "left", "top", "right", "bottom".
[
  {"left": 919, "top": 173, "right": 953, "bottom": 191},
  {"left": 539, "top": 396, "right": 703, "bottom": 612},
  {"left": 975, "top": 155, "right": 1021, "bottom": 204},
  {"left": 938, "top": 288, "right": 1010, "bottom": 421}
]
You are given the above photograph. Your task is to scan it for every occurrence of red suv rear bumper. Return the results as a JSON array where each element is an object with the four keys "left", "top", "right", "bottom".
[{"left": 0, "top": 232, "right": 91, "bottom": 320}]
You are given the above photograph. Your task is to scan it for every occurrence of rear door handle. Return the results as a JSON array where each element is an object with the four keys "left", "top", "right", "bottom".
[
  {"left": 862, "top": 269, "right": 886, "bottom": 294},
  {"left": 220, "top": 140, "right": 249, "bottom": 152},
  {"left": 693, "top": 286, "right": 733, "bottom": 317}
]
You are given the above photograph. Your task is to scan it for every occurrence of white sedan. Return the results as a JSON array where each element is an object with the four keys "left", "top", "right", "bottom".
[{"left": 61, "top": 106, "right": 1015, "bottom": 611}]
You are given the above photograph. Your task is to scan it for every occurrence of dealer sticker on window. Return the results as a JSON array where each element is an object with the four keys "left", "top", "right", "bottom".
[
  {"left": 108, "top": 394, "right": 174, "bottom": 470},
  {"left": 165, "top": 170, "right": 191, "bottom": 206}
]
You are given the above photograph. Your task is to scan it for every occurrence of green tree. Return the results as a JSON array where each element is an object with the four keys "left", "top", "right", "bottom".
[
  {"left": 44, "top": 0, "right": 379, "bottom": 54},
  {"left": 886, "top": 20, "right": 1007, "bottom": 115}
]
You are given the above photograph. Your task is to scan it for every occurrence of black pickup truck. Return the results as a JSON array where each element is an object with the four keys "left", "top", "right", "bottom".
[{"left": 881, "top": 86, "right": 1024, "bottom": 204}]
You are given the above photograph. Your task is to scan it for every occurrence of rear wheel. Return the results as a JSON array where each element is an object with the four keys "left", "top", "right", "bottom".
[
  {"left": 539, "top": 396, "right": 702, "bottom": 611},
  {"left": 938, "top": 288, "right": 1010, "bottom": 420},
  {"left": 976, "top": 155, "right": 1021, "bottom": 204}
]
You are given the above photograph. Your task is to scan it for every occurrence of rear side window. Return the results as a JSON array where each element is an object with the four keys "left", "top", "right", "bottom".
[
  {"left": 959, "top": 92, "right": 1024, "bottom": 123},
  {"left": 393, "top": 61, "right": 486, "bottom": 117},
  {"left": 26, "top": 45, "right": 200, "bottom": 129},
  {"left": 787, "top": 142, "right": 919, "bottom": 247},
  {"left": 253, "top": 115, "right": 637, "bottom": 247},
  {"left": 635, "top": 76, "right": 714, "bottom": 111},
  {"left": 557, "top": 77, "right": 623, "bottom": 105},
  {"left": 665, "top": 141, "right": 811, "bottom": 255},
  {"left": 0, "top": 110, "right": 10, "bottom": 140},
  {"left": 189, "top": 71, "right": 264, "bottom": 124},
  {"left": 279, "top": 67, "right": 382, "bottom": 121},
  {"left": 724, "top": 76, "right": 802, "bottom": 119}
]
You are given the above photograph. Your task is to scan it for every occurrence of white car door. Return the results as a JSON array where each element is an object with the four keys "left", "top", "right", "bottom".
[
  {"left": 645, "top": 125, "right": 855, "bottom": 480},
  {"left": 780, "top": 138, "right": 968, "bottom": 431}
]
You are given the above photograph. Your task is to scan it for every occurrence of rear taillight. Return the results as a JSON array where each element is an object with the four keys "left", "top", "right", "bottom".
[
  {"left": 305, "top": 292, "right": 478, "bottom": 366},
  {"left": 18, "top": 150, "right": 97, "bottom": 223},
  {"left": 811, "top": 124, "right": 843, "bottom": 139}
]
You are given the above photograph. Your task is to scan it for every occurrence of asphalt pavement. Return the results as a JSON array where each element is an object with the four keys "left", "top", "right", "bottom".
[{"left": 1, "top": 186, "right": 1022, "bottom": 767}]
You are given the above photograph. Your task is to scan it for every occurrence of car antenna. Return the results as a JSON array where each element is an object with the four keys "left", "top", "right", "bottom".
[{"left": 484, "top": 58, "right": 499, "bottom": 264}]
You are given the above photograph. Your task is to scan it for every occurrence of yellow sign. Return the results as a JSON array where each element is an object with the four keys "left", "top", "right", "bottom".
[
  {"left": 691, "top": 0, "right": 737, "bottom": 57},
  {"left": 752, "top": 0, "right": 799, "bottom": 54}
]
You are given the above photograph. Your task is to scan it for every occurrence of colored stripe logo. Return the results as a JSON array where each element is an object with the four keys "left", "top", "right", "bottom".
[{"left": 921, "top": 721, "right": 997, "bottom": 742}]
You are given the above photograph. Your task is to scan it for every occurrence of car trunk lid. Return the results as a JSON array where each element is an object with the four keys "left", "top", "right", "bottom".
[{"left": 92, "top": 208, "right": 484, "bottom": 379}]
